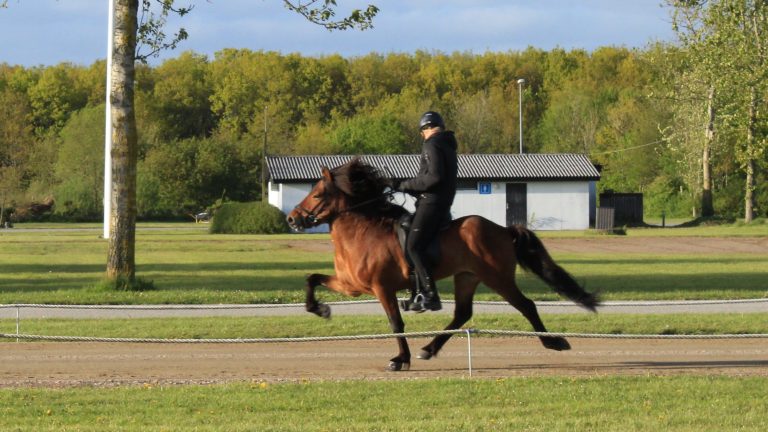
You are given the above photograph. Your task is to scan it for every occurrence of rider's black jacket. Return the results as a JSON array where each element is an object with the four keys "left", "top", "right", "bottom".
[{"left": 399, "top": 130, "right": 458, "bottom": 207}]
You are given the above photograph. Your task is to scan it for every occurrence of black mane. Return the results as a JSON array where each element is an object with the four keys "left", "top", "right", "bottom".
[{"left": 330, "top": 158, "right": 408, "bottom": 221}]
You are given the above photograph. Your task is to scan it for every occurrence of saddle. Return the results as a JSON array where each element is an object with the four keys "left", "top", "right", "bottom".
[{"left": 395, "top": 212, "right": 452, "bottom": 275}]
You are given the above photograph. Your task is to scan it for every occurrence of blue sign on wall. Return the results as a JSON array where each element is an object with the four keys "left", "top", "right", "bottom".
[{"left": 478, "top": 182, "right": 492, "bottom": 194}]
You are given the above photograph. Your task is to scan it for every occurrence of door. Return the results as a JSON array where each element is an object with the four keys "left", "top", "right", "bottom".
[{"left": 506, "top": 183, "right": 527, "bottom": 227}]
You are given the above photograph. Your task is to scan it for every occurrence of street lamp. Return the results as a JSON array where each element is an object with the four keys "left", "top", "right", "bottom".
[{"left": 517, "top": 78, "right": 525, "bottom": 154}]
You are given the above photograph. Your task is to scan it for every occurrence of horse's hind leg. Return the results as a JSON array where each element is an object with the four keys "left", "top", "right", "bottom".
[
  {"left": 419, "top": 272, "right": 479, "bottom": 360},
  {"left": 490, "top": 275, "right": 571, "bottom": 351},
  {"left": 305, "top": 274, "right": 331, "bottom": 319}
]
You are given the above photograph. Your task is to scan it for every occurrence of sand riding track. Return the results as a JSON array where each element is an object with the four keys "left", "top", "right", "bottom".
[
  {"left": 1, "top": 236, "right": 767, "bottom": 387},
  {"left": 1, "top": 337, "right": 768, "bottom": 388}
]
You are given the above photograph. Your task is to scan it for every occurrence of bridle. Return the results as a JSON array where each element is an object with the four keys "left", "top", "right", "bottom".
[
  {"left": 293, "top": 196, "right": 329, "bottom": 227},
  {"left": 293, "top": 187, "right": 397, "bottom": 228}
]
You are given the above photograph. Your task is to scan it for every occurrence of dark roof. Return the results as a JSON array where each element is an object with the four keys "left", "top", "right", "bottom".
[{"left": 267, "top": 153, "right": 601, "bottom": 182}]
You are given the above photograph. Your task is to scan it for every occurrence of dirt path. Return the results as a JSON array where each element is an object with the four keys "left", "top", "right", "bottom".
[{"left": 2, "top": 337, "right": 767, "bottom": 388}]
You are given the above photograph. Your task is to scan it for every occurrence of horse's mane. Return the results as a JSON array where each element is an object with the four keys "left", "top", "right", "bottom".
[{"left": 330, "top": 158, "right": 408, "bottom": 221}]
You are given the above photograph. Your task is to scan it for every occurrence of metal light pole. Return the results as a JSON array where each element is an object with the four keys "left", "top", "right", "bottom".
[
  {"left": 517, "top": 78, "right": 525, "bottom": 154},
  {"left": 103, "top": 0, "right": 114, "bottom": 239},
  {"left": 261, "top": 105, "right": 268, "bottom": 201}
]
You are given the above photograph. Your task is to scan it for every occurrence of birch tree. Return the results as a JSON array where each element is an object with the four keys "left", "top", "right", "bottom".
[
  {"left": 668, "top": 1, "right": 719, "bottom": 217},
  {"left": 669, "top": 0, "right": 767, "bottom": 222}
]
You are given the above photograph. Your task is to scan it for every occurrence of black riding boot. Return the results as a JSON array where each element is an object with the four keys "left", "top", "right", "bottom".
[{"left": 409, "top": 275, "right": 442, "bottom": 313}]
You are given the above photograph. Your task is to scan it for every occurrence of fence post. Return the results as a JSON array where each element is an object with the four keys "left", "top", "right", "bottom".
[
  {"left": 16, "top": 306, "right": 20, "bottom": 342},
  {"left": 465, "top": 329, "right": 473, "bottom": 377}
]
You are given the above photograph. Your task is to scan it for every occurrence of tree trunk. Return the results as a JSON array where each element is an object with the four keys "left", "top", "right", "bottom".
[
  {"left": 744, "top": 87, "right": 757, "bottom": 224},
  {"left": 701, "top": 85, "right": 715, "bottom": 217},
  {"left": 106, "top": 0, "right": 139, "bottom": 282}
]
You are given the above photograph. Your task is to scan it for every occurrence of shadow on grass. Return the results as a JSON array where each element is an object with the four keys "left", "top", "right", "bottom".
[
  {"left": 478, "top": 271, "right": 768, "bottom": 298},
  {"left": 2, "top": 261, "right": 767, "bottom": 300},
  {"left": 556, "top": 256, "right": 768, "bottom": 265}
]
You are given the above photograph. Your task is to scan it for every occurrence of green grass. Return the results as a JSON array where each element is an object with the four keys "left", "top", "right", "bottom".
[
  {"left": 3, "top": 313, "right": 768, "bottom": 340},
  {"left": 0, "top": 376, "right": 765, "bottom": 431},
  {"left": 1, "top": 223, "right": 766, "bottom": 304}
]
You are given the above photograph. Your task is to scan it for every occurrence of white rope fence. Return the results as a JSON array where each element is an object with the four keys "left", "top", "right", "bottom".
[
  {"left": 2, "top": 328, "right": 768, "bottom": 343},
  {"left": 2, "top": 300, "right": 767, "bottom": 343},
  {"left": 3, "top": 302, "right": 768, "bottom": 377},
  {"left": 2, "top": 298, "right": 768, "bottom": 310}
]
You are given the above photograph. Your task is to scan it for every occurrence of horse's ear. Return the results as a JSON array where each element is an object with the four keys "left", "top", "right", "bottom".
[{"left": 321, "top": 166, "right": 333, "bottom": 182}]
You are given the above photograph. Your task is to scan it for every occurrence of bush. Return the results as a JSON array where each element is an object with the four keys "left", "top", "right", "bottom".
[{"left": 209, "top": 201, "right": 289, "bottom": 234}]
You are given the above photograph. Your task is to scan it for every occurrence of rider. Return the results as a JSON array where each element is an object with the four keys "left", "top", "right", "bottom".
[{"left": 395, "top": 111, "right": 458, "bottom": 312}]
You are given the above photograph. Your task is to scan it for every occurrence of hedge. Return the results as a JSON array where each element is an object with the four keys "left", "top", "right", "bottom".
[{"left": 209, "top": 201, "right": 290, "bottom": 234}]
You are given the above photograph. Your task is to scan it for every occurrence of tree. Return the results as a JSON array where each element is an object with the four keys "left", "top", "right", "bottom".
[
  {"left": 709, "top": 0, "right": 768, "bottom": 222},
  {"left": 106, "top": 0, "right": 378, "bottom": 287},
  {"left": 54, "top": 106, "right": 106, "bottom": 219},
  {"left": 147, "top": 51, "right": 214, "bottom": 141},
  {"left": 106, "top": 0, "right": 141, "bottom": 284},
  {"left": 0, "top": 79, "right": 34, "bottom": 225},
  {"left": 669, "top": 0, "right": 768, "bottom": 222},
  {"left": 667, "top": 1, "right": 722, "bottom": 217}
]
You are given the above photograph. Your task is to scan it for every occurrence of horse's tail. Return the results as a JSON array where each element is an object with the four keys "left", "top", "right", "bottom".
[{"left": 510, "top": 225, "right": 599, "bottom": 312}]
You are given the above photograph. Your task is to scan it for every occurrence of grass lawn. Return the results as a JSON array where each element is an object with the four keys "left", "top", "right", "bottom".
[
  {"left": 0, "top": 376, "right": 765, "bottom": 431},
  {"left": 2, "top": 224, "right": 766, "bottom": 432},
  {"left": 0, "top": 223, "right": 766, "bottom": 304}
]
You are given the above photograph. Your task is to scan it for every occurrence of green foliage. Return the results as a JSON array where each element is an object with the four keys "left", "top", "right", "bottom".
[
  {"left": 26, "top": 64, "right": 88, "bottom": 136},
  {"left": 2, "top": 43, "right": 767, "bottom": 221},
  {"left": 209, "top": 201, "right": 289, "bottom": 234},
  {"left": 52, "top": 105, "right": 105, "bottom": 220},
  {"left": 138, "top": 135, "right": 259, "bottom": 218},
  {"left": 643, "top": 174, "right": 694, "bottom": 218},
  {"left": 328, "top": 112, "right": 407, "bottom": 154}
]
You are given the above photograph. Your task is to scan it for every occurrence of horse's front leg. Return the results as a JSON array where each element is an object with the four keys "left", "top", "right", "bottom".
[
  {"left": 305, "top": 273, "right": 332, "bottom": 319},
  {"left": 376, "top": 290, "right": 411, "bottom": 372}
]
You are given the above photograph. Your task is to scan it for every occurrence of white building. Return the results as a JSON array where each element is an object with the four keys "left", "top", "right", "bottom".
[{"left": 267, "top": 154, "right": 601, "bottom": 232}]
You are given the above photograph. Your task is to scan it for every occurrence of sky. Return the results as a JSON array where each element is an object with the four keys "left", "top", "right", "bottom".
[{"left": 0, "top": 0, "right": 677, "bottom": 67}]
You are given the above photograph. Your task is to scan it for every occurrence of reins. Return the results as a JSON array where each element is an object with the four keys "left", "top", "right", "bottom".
[
  {"left": 295, "top": 189, "right": 398, "bottom": 226},
  {"left": 342, "top": 189, "right": 397, "bottom": 214}
]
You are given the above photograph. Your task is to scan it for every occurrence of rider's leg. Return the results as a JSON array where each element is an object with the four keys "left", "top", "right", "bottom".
[{"left": 405, "top": 203, "right": 442, "bottom": 312}]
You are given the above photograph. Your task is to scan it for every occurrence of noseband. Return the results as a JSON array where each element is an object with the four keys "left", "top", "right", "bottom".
[{"left": 294, "top": 198, "right": 328, "bottom": 227}]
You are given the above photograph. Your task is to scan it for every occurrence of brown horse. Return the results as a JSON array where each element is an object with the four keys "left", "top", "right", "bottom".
[{"left": 286, "top": 158, "right": 598, "bottom": 371}]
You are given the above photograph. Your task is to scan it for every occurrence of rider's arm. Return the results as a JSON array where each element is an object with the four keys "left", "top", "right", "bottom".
[{"left": 399, "top": 141, "right": 444, "bottom": 194}]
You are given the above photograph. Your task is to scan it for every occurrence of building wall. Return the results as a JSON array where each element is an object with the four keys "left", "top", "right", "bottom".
[
  {"left": 527, "top": 181, "right": 591, "bottom": 230},
  {"left": 270, "top": 180, "right": 591, "bottom": 232},
  {"left": 451, "top": 183, "right": 507, "bottom": 226}
]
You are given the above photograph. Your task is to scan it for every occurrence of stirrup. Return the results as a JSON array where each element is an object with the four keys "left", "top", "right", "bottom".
[{"left": 409, "top": 292, "right": 442, "bottom": 313}]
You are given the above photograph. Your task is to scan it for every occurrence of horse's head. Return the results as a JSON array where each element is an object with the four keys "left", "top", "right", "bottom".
[
  {"left": 286, "top": 158, "right": 402, "bottom": 231},
  {"left": 286, "top": 166, "right": 343, "bottom": 231}
]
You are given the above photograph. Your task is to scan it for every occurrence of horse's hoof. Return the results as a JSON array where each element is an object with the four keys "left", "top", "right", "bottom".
[
  {"left": 308, "top": 303, "right": 332, "bottom": 319},
  {"left": 417, "top": 350, "right": 433, "bottom": 360},
  {"left": 316, "top": 303, "right": 331, "bottom": 319},
  {"left": 387, "top": 361, "right": 410, "bottom": 372},
  {"left": 542, "top": 336, "right": 571, "bottom": 351}
]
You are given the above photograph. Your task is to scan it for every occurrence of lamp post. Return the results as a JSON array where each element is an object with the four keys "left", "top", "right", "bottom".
[
  {"left": 517, "top": 78, "right": 525, "bottom": 154},
  {"left": 103, "top": 0, "right": 114, "bottom": 239}
]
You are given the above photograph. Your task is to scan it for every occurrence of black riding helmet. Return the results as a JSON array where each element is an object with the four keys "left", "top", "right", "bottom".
[{"left": 419, "top": 111, "right": 445, "bottom": 130}]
